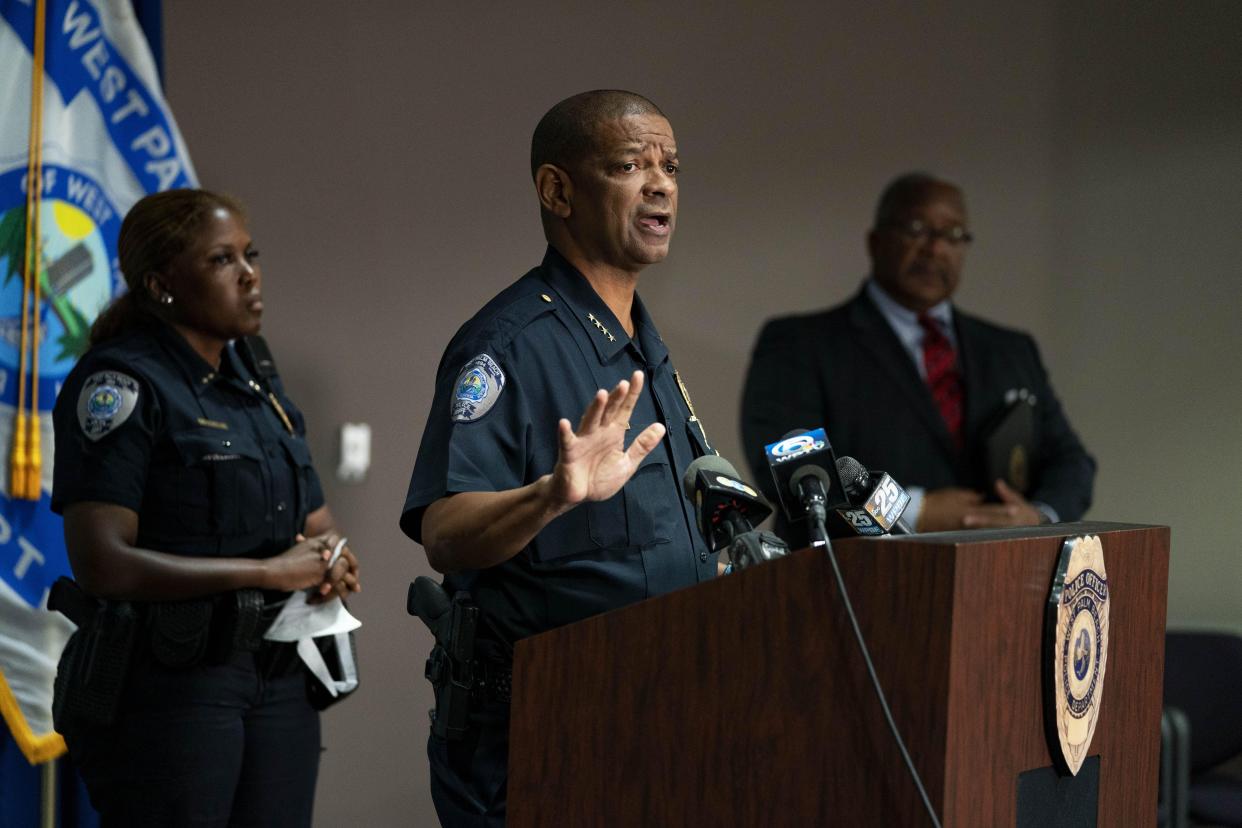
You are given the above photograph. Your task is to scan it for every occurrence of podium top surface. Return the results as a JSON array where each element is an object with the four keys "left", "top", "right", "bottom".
[{"left": 846, "top": 520, "right": 1165, "bottom": 547}]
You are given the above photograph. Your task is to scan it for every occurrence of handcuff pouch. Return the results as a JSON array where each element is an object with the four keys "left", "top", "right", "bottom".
[{"left": 215, "top": 588, "right": 266, "bottom": 657}]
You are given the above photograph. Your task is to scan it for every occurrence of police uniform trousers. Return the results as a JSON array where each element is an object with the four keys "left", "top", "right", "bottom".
[
  {"left": 65, "top": 641, "right": 320, "bottom": 828},
  {"left": 427, "top": 700, "right": 510, "bottom": 828}
]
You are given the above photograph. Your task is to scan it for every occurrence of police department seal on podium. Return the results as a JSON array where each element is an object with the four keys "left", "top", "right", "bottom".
[{"left": 1044, "top": 534, "right": 1110, "bottom": 775}]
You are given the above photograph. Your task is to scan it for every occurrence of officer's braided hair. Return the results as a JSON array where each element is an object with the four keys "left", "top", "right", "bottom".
[
  {"left": 530, "top": 89, "right": 665, "bottom": 180},
  {"left": 90, "top": 189, "right": 246, "bottom": 345}
]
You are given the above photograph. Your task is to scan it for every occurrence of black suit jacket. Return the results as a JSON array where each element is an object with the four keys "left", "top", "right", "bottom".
[{"left": 740, "top": 287, "right": 1095, "bottom": 532}]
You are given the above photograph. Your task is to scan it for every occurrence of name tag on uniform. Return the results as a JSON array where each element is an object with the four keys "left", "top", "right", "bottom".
[{"left": 196, "top": 418, "right": 230, "bottom": 430}]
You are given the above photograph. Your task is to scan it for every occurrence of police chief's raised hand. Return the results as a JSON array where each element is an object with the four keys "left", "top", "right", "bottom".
[{"left": 550, "top": 370, "right": 665, "bottom": 508}]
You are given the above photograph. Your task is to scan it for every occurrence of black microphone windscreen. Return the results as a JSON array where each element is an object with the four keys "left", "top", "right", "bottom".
[
  {"left": 681, "top": 454, "right": 739, "bottom": 497},
  {"left": 836, "top": 456, "right": 869, "bottom": 492},
  {"left": 789, "top": 464, "right": 832, "bottom": 497}
]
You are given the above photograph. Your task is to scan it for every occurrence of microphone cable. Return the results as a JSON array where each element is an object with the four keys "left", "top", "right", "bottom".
[{"left": 810, "top": 520, "right": 943, "bottom": 828}]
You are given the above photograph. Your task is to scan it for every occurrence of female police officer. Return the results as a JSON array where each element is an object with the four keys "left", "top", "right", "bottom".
[{"left": 50, "top": 188, "right": 359, "bottom": 827}]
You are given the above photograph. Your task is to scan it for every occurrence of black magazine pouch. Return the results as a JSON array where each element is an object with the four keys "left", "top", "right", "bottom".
[{"left": 147, "top": 600, "right": 213, "bottom": 668}]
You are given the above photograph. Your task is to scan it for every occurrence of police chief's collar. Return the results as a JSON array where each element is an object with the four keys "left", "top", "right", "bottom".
[
  {"left": 540, "top": 246, "right": 667, "bottom": 366},
  {"left": 148, "top": 319, "right": 236, "bottom": 394}
]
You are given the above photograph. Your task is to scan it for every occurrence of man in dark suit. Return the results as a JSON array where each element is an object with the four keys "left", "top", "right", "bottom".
[{"left": 740, "top": 172, "right": 1095, "bottom": 537}]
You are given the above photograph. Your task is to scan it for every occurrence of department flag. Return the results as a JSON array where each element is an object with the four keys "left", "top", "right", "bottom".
[{"left": 0, "top": 0, "right": 196, "bottom": 780}]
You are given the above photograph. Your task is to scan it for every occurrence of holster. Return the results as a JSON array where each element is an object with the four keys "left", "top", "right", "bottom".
[
  {"left": 48, "top": 577, "right": 274, "bottom": 730},
  {"left": 50, "top": 577, "right": 138, "bottom": 730},
  {"left": 409, "top": 577, "right": 481, "bottom": 741}
]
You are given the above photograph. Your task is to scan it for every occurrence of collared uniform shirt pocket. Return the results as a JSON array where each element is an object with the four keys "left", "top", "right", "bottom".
[
  {"left": 169, "top": 429, "right": 267, "bottom": 537},
  {"left": 621, "top": 452, "right": 674, "bottom": 549},
  {"left": 529, "top": 453, "right": 672, "bottom": 565},
  {"left": 530, "top": 495, "right": 629, "bottom": 565}
]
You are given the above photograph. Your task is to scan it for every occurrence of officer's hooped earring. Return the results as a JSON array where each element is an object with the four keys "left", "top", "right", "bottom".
[{"left": 160, "top": 294, "right": 174, "bottom": 306}]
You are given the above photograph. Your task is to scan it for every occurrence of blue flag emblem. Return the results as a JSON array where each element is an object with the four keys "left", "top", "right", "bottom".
[{"left": 0, "top": 0, "right": 197, "bottom": 767}]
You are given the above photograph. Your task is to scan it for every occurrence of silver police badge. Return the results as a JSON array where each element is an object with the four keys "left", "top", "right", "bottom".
[
  {"left": 451, "top": 354, "right": 505, "bottom": 422},
  {"left": 1044, "top": 534, "right": 1110, "bottom": 776},
  {"left": 77, "top": 371, "right": 140, "bottom": 441}
]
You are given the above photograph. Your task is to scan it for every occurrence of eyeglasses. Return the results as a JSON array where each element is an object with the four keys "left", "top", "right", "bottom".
[{"left": 883, "top": 220, "right": 974, "bottom": 246}]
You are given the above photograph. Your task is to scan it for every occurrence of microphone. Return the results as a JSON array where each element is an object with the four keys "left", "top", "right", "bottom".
[
  {"left": 791, "top": 465, "right": 832, "bottom": 530},
  {"left": 681, "top": 455, "right": 788, "bottom": 569},
  {"left": 762, "top": 428, "right": 847, "bottom": 525},
  {"left": 834, "top": 456, "right": 914, "bottom": 535},
  {"left": 681, "top": 455, "right": 772, "bottom": 551}
]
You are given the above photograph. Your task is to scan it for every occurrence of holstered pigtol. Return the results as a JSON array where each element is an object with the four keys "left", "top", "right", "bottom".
[
  {"left": 49, "top": 577, "right": 139, "bottom": 730},
  {"left": 47, "top": 577, "right": 279, "bottom": 730},
  {"left": 409, "top": 577, "right": 482, "bottom": 741}
]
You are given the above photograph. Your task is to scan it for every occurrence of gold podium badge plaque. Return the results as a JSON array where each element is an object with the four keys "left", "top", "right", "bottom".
[{"left": 1044, "top": 534, "right": 1110, "bottom": 776}]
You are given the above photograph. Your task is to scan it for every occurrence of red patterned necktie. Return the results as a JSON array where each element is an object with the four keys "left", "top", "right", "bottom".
[{"left": 918, "top": 312, "right": 963, "bottom": 448}]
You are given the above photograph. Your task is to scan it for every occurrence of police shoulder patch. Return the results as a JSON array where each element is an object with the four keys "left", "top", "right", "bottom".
[
  {"left": 77, "top": 371, "right": 141, "bottom": 441},
  {"left": 451, "top": 354, "right": 505, "bottom": 422}
]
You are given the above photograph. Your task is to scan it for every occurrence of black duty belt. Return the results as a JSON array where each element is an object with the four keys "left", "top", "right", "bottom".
[{"left": 473, "top": 658, "right": 512, "bottom": 703}]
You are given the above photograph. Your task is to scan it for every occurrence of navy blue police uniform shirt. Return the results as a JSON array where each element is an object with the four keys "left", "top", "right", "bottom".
[
  {"left": 401, "top": 247, "right": 716, "bottom": 645},
  {"left": 51, "top": 320, "right": 324, "bottom": 559}
]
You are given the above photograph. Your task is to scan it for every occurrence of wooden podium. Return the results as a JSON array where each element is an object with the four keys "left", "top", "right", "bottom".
[{"left": 507, "top": 522, "right": 1169, "bottom": 827}]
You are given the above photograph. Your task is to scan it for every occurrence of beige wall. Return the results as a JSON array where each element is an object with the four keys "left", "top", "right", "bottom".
[
  {"left": 162, "top": 1, "right": 1240, "bottom": 824},
  {"left": 1049, "top": 2, "right": 1242, "bottom": 625}
]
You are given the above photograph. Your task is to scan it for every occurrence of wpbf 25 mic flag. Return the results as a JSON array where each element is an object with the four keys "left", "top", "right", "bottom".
[{"left": 0, "top": 0, "right": 195, "bottom": 785}]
